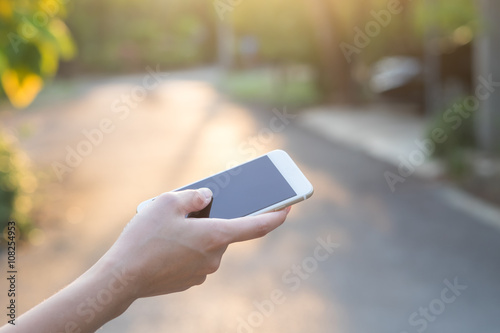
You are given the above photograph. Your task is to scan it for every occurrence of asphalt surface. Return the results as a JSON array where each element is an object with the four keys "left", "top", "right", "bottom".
[{"left": 1, "top": 67, "right": 499, "bottom": 333}]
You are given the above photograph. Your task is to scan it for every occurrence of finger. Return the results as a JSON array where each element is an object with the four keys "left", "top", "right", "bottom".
[
  {"left": 180, "top": 188, "right": 213, "bottom": 214},
  {"left": 214, "top": 207, "right": 290, "bottom": 244},
  {"left": 157, "top": 188, "right": 212, "bottom": 215}
]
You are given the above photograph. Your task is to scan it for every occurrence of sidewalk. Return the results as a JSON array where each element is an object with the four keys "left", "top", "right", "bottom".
[
  {"left": 298, "top": 104, "right": 444, "bottom": 178},
  {"left": 297, "top": 104, "right": 500, "bottom": 230}
]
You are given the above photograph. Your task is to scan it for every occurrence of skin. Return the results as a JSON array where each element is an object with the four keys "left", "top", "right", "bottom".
[{"left": 0, "top": 188, "right": 290, "bottom": 333}]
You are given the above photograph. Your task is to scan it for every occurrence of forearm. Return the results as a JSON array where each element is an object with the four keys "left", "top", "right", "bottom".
[
  {"left": 0, "top": 189, "right": 289, "bottom": 332},
  {"left": 0, "top": 258, "right": 136, "bottom": 333}
]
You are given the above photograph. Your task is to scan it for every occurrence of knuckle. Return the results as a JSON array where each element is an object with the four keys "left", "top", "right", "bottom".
[
  {"left": 207, "top": 221, "right": 230, "bottom": 247},
  {"left": 156, "top": 192, "right": 179, "bottom": 206},
  {"left": 202, "top": 238, "right": 223, "bottom": 256},
  {"left": 254, "top": 219, "right": 270, "bottom": 238},
  {"left": 195, "top": 275, "right": 207, "bottom": 285},
  {"left": 206, "top": 258, "right": 221, "bottom": 274}
]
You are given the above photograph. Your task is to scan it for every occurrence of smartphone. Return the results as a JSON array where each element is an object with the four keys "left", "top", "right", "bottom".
[{"left": 136, "top": 150, "right": 313, "bottom": 219}]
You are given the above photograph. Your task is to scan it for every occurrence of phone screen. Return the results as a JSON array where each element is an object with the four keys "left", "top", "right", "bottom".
[{"left": 178, "top": 156, "right": 296, "bottom": 219}]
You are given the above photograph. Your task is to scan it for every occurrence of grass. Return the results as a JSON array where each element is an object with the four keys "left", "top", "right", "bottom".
[{"left": 220, "top": 67, "right": 321, "bottom": 109}]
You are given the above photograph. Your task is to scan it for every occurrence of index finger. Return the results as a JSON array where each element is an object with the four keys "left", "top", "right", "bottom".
[{"left": 213, "top": 207, "right": 291, "bottom": 244}]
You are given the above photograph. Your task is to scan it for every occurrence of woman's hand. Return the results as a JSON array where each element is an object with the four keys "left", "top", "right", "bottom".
[
  {"left": 101, "top": 188, "right": 290, "bottom": 299},
  {"left": 1, "top": 188, "right": 290, "bottom": 333}
]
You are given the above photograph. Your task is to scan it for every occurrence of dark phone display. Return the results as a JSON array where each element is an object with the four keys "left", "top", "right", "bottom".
[{"left": 178, "top": 156, "right": 296, "bottom": 219}]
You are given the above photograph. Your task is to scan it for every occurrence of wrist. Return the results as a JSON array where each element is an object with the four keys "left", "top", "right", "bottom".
[
  {"left": 12, "top": 255, "right": 138, "bottom": 333},
  {"left": 82, "top": 256, "right": 138, "bottom": 320}
]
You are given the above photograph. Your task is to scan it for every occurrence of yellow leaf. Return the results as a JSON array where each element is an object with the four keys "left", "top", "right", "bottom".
[
  {"left": 48, "top": 19, "right": 76, "bottom": 60},
  {"left": 1, "top": 69, "right": 43, "bottom": 109},
  {"left": 40, "top": 0, "right": 65, "bottom": 17},
  {"left": 0, "top": 0, "right": 12, "bottom": 19},
  {"left": 0, "top": 51, "right": 6, "bottom": 73},
  {"left": 38, "top": 42, "right": 59, "bottom": 76}
]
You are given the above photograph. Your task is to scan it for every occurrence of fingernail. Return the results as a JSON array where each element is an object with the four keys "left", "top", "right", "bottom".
[
  {"left": 285, "top": 206, "right": 292, "bottom": 214},
  {"left": 199, "top": 188, "right": 213, "bottom": 200}
]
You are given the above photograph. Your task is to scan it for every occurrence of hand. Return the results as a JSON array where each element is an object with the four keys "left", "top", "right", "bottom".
[
  {"left": 102, "top": 188, "right": 290, "bottom": 300},
  {"left": 0, "top": 188, "right": 290, "bottom": 333}
]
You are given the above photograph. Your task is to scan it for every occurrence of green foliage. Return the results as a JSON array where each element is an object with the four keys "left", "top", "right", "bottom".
[
  {"left": 231, "top": 0, "right": 314, "bottom": 64},
  {"left": 413, "top": 0, "right": 478, "bottom": 37},
  {"left": 0, "top": 131, "right": 37, "bottom": 243},
  {"left": 445, "top": 149, "right": 472, "bottom": 180},
  {"left": 338, "top": 0, "right": 478, "bottom": 65},
  {"left": 426, "top": 96, "right": 477, "bottom": 179},
  {"left": 0, "top": 0, "right": 75, "bottom": 108},
  {"left": 57, "top": 0, "right": 481, "bottom": 103},
  {"left": 221, "top": 68, "right": 320, "bottom": 108},
  {"left": 427, "top": 97, "right": 476, "bottom": 157},
  {"left": 67, "top": 0, "right": 215, "bottom": 73}
]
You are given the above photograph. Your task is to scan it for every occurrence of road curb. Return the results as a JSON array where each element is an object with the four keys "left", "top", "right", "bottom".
[{"left": 297, "top": 107, "right": 500, "bottom": 231}]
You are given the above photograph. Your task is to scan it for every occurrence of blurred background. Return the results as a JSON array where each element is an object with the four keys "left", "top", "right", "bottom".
[{"left": 1, "top": 0, "right": 500, "bottom": 332}]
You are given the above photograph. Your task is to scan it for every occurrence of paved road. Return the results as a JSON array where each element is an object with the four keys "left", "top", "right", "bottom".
[{"left": 1, "top": 68, "right": 499, "bottom": 333}]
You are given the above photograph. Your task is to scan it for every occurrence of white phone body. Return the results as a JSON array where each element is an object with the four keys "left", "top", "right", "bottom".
[{"left": 136, "top": 150, "right": 313, "bottom": 218}]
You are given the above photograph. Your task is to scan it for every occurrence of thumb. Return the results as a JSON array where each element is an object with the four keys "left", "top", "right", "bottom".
[{"left": 175, "top": 188, "right": 213, "bottom": 215}]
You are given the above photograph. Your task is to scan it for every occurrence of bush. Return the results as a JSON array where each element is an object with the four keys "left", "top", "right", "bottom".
[
  {"left": 0, "top": 0, "right": 75, "bottom": 108},
  {"left": 426, "top": 96, "right": 477, "bottom": 178},
  {"left": 0, "top": 131, "right": 37, "bottom": 244},
  {"left": 221, "top": 67, "right": 321, "bottom": 108}
]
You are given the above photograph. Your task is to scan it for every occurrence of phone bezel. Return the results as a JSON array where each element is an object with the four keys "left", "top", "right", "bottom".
[
  {"left": 249, "top": 149, "right": 313, "bottom": 215},
  {"left": 136, "top": 149, "right": 313, "bottom": 216}
]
